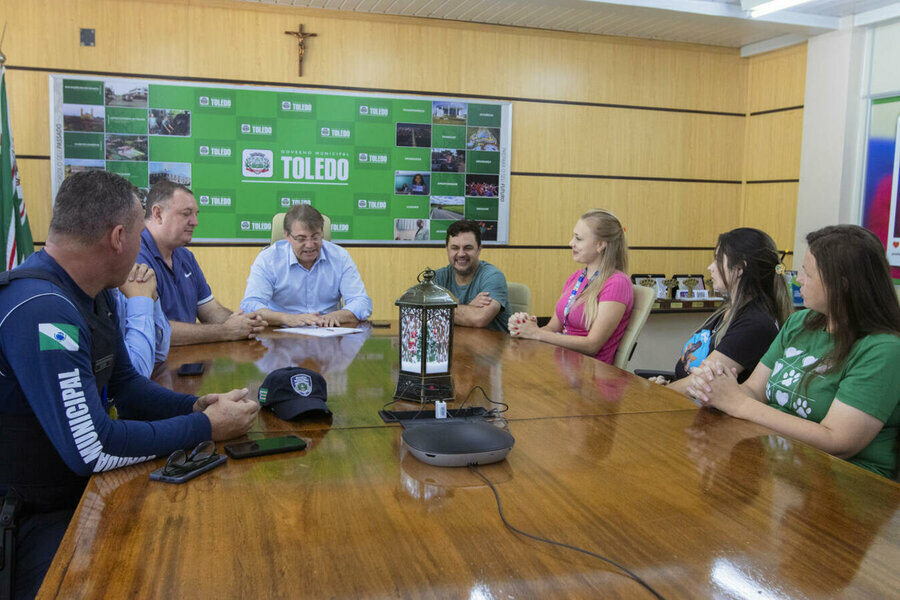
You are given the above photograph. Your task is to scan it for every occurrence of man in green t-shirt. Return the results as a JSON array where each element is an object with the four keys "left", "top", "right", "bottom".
[{"left": 432, "top": 220, "right": 511, "bottom": 333}]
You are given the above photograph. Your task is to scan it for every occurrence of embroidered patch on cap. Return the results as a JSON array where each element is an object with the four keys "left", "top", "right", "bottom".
[{"left": 291, "top": 373, "right": 312, "bottom": 397}]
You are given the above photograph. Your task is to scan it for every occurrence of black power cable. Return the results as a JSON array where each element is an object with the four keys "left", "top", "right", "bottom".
[
  {"left": 469, "top": 465, "right": 667, "bottom": 600},
  {"left": 456, "top": 385, "right": 509, "bottom": 417}
]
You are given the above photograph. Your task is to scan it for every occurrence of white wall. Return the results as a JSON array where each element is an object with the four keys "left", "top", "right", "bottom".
[
  {"left": 870, "top": 20, "right": 900, "bottom": 96},
  {"left": 795, "top": 18, "right": 900, "bottom": 263},
  {"left": 794, "top": 21, "right": 868, "bottom": 262}
]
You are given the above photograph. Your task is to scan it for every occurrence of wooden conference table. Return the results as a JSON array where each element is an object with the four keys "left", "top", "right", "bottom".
[{"left": 39, "top": 326, "right": 900, "bottom": 599}]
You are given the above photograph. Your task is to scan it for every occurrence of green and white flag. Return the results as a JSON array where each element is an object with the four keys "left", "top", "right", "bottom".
[
  {"left": 38, "top": 323, "right": 79, "bottom": 351},
  {"left": 1, "top": 66, "right": 33, "bottom": 272}
]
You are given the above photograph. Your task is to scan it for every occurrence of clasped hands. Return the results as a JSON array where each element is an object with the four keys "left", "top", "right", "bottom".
[
  {"left": 508, "top": 311, "right": 540, "bottom": 339},
  {"left": 685, "top": 360, "right": 746, "bottom": 417},
  {"left": 284, "top": 312, "right": 344, "bottom": 328},
  {"left": 193, "top": 387, "right": 260, "bottom": 441},
  {"left": 119, "top": 263, "right": 158, "bottom": 300},
  {"left": 223, "top": 310, "right": 267, "bottom": 339}
]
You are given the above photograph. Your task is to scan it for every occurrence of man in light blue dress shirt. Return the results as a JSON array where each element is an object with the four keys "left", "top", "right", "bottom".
[
  {"left": 113, "top": 263, "right": 171, "bottom": 377},
  {"left": 240, "top": 204, "right": 373, "bottom": 327}
]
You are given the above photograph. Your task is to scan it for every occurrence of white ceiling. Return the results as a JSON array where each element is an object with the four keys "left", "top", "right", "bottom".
[{"left": 235, "top": 0, "right": 900, "bottom": 53}]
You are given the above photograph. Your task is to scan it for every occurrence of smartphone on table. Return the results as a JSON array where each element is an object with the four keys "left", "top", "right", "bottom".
[
  {"left": 225, "top": 435, "right": 308, "bottom": 459},
  {"left": 177, "top": 362, "right": 205, "bottom": 376}
]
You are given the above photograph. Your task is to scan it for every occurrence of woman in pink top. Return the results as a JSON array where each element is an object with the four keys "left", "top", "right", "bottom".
[{"left": 508, "top": 209, "right": 633, "bottom": 364}]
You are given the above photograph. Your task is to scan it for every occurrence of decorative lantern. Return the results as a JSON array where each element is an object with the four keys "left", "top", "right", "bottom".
[{"left": 394, "top": 268, "right": 457, "bottom": 403}]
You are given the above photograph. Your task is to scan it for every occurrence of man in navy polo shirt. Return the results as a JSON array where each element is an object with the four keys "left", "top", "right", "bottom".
[{"left": 138, "top": 181, "right": 266, "bottom": 345}]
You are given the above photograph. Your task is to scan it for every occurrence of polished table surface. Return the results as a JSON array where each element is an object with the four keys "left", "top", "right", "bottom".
[{"left": 39, "top": 326, "right": 900, "bottom": 599}]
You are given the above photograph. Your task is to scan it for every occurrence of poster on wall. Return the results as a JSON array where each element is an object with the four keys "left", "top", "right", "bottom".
[
  {"left": 861, "top": 96, "right": 900, "bottom": 276},
  {"left": 49, "top": 75, "right": 511, "bottom": 244},
  {"left": 887, "top": 115, "right": 900, "bottom": 267}
]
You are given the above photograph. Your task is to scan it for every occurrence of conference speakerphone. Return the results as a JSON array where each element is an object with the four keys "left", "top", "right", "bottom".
[{"left": 401, "top": 420, "right": 515, "bottom": 467}]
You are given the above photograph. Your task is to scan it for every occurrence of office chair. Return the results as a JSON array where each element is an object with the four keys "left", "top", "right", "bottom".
[
  {"left": 271, "top": 212, "right": 332, "bottom": 244},
  {"left": 506, "top": 282, "right": 531, "bottom": 314},
  {"left": 612, "top": 284, "right": 656, "bottom": 370}
]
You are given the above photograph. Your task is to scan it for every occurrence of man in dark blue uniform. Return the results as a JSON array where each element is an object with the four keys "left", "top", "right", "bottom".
[{"left": 0, "top": 171, "right": 259, "bottom": 598}]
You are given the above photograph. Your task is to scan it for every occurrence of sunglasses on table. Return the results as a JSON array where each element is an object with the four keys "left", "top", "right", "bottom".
[{"left": 163, "top": 441, "right": 219, "bottom": 477}]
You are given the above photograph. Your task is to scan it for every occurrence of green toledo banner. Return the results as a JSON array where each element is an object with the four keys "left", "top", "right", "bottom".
[{"left": 50, "top": 76, "right": 511, "bottom": 244}]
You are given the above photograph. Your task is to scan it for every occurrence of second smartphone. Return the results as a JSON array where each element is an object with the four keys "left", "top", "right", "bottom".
[{"left": 224, "top": 435, "right": 307, "bottom": 459}]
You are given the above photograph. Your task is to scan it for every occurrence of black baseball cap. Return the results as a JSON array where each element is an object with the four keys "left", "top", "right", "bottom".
[{"left": 258, "top": 367, "right": 330, "bottom": 420}]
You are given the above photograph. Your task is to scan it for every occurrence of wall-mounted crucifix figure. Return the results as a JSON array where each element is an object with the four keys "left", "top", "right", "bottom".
[{"left": 284, "top": 24, "right": 318, "bottom": 77}]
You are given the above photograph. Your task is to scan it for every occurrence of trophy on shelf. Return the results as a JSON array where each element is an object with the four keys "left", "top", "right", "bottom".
[
  {"left": 630, "top": 274, "right": 667, "bottom": 300},
  {"left": 663, "top": 277, "right": 680, "bottom": 300},
  {"left": 673, "top": 274, "right": 709, "bottom": 301}
]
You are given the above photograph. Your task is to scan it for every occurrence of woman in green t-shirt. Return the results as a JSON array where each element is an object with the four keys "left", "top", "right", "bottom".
[{"left": 686, "top": 225, "right": 900, "bottom": 478}]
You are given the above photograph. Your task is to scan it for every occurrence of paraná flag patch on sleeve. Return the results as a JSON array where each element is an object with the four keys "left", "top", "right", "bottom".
[{"left": 38, "top": 323, "right": 79, "bottom": 351}]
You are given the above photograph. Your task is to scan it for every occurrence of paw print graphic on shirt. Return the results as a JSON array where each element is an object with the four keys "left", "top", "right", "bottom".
[
  {"left": 792, "top": 398, "right": 811, "bottom": 418},
  {"left": 780, "top": 369, "right": 801, "bottom": 388}
]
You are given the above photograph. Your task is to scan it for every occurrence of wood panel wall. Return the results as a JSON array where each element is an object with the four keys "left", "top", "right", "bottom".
[
  {"left": 2, "top": 0, "right": 805, "bottom": 319},
  {"left": 742, "top": 43, "right": 807, "bottom": 265}
]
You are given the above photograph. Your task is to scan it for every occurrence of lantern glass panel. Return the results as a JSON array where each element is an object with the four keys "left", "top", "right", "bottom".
[
  {"left": 425, "top": 307, "right": 451, "bottom": 374},
  {"left": 400, "top": 306, "right": 423, "bottom": 373}
]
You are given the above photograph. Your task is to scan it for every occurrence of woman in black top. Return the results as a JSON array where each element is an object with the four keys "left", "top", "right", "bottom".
[{"left": 653, "top": 228, "right": 793, "bottom": 396}]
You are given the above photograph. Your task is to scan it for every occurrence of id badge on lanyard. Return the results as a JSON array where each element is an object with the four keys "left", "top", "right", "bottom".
[{"left": 562, "top": 269, "right": 598, "bottom": 334}]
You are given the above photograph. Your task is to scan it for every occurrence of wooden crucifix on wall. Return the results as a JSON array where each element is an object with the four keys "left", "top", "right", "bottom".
[{"left": 284, "top": 24, "right": 317, "bottom": 77}]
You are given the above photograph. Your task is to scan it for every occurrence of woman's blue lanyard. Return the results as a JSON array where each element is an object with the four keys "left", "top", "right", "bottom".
[{"left": 562, "top": 269, "right": 598, "bottom": 334}]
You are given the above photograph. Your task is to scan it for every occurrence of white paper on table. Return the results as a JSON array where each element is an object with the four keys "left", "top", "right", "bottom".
[{"left": 277, "top": 326, "right": 364, "bottom": 338}]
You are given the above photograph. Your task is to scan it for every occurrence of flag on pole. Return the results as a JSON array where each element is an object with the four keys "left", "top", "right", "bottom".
[{"left": 1, "top": 65, "right": 33, "bottom": 272}]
